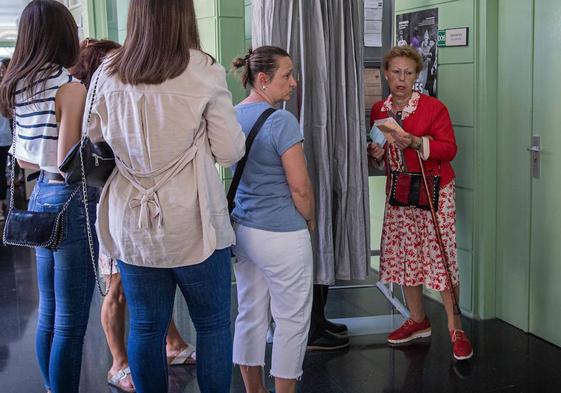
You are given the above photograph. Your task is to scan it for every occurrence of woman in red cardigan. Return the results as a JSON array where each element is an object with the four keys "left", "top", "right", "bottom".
[{"left": 367, "top": 46, "right": 473, "bottom": 361}]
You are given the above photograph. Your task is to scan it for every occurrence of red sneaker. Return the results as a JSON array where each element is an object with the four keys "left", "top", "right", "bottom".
[
  {"left": 387, "top": 317, "right": 431, "bottom": 344},
  {"left": 450, "top": 329, "right": 473, "bottom": 360}
]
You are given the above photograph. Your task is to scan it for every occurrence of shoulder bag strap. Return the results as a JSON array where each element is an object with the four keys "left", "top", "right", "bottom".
[
  {"left": 78, "top": 64, "right": 112, "bottom": 297},
  {"left": 227, "top": 107, "right": 276, "bottom": 213}
]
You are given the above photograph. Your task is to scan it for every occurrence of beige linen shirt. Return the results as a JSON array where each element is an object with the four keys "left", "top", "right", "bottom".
[{"left": 87, "top": 50, "right": 245, "bottom": 268}]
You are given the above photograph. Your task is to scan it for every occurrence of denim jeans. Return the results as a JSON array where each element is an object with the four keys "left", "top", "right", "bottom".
[
  {"left": 29, "top": 174, "right": 98, "bottom": 393},
  {"left": 118, "top": 248, "right": 232, "bottom": 393}
]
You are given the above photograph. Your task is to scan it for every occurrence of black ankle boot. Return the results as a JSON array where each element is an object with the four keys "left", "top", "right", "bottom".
[
  {"left": 325, "top": 319, "right": 348, "bottom": 336},
  {"left": 307, "top": 330, "right": 350, "bottom": 351}
]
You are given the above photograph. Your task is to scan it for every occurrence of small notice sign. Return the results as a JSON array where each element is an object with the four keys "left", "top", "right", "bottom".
[{"left": 437, "top": 27, "right": 469, "bottom": 47}]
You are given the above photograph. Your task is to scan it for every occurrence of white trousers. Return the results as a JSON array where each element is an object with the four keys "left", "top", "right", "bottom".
[{"left": 232, "top": 224, "right": 313, "bottom": 379}]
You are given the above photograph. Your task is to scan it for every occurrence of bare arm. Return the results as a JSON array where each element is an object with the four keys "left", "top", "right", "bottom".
[
  {"left": 206, "top": 66, "right": 246, "bottom": 166},
  {"left": 281, "top": 143, "right": 316, "bottom": 231},
  {"left": 16, "top": 159, "right": 40, "bottom": 170},
  {"left": 55, "top": 83, "right": 87, "bottom": 171}
]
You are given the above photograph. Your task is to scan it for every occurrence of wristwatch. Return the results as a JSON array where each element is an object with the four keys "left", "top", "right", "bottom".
[{"left": 412, "top": 137, "right": 423, "bottom": 151}]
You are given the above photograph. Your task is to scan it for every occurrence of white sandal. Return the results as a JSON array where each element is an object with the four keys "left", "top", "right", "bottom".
[
  {"left": 107, "top": 366, "right": 135, "bottom": 392},
  {"left": 168, "top": 345, "right": 197, "bottom": 366}
]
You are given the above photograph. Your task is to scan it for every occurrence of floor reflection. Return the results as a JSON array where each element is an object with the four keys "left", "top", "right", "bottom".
[{"left": 2, "top": 243, "right": 561, "bottom": 392}]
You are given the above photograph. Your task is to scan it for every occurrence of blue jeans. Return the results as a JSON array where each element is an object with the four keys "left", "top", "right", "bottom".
[
  {"left": 118, "top": 248, "right": 232, "bottom": 393},
  {"left": 29, "top": 175, "right": 98, "bottom": 393}
]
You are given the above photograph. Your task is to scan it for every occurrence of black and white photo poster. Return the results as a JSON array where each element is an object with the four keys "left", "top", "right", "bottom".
[{"left": 396, "top": 9, "right": 438, "bottom": 97}]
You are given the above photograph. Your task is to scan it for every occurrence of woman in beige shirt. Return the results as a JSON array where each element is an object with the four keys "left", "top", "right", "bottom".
[{"left": 86, "top": 1, "right": 245, "bottom": 392}]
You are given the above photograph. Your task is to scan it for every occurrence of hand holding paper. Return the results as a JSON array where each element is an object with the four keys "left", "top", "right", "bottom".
[
  {"left": 369, "top": 124, "right": 387, "bottom": 146},
  {"left": 373, "top": 117, "right": 409, "bottom": 144},
  {"left": 374, "top": 117, "right": 414, "bottom": 150}
]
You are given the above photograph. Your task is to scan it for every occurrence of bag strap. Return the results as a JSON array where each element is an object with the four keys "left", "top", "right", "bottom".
[
  {"left": 387, "top": 110, "right": 441, "bottom": 174},
  {"left": 7, "top": 117, "right": 17, "bottom": 211},
  {"left": 227, "top": 107, "right": 276, "bottom": 213},
  {"left": 387, "top": 110, "right": 408, "bottom": 172},
  {"left": 78, "top": 63, "right": 112, "bottom": 297}
]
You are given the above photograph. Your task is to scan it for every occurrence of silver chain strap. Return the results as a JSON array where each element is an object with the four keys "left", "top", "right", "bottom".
[
  {"left": 80, "top": 64, "right": 112, "bottom": 297},
  {"left": 5, "top": 117, "right": 79, "bottom": 249},
  {"left": 8, "top": 118, "right": 16, "bottom": 211}
]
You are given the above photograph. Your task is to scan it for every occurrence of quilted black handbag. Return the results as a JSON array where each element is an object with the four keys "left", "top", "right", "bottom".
[
  {"left": 2, "top": 118, "right": 79, "bottom": 250},
  {"left": 2, "top": 191, "right": 77, "bottom": 249}
]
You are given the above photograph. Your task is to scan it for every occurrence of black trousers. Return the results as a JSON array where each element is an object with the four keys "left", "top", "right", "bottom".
[
  {"left": 308, "top": 284, "right": 330, "bottom": 340},
  {"left": 0, "top": 146, "right": 9, "bottom": 202}
]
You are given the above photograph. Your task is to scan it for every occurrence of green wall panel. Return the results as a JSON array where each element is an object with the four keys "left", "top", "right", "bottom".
[
  {"left": 116, "top": 0, "right": 128, "bottom": 27},
  {"left": 116, "top": 0, "right": 128, "bottom": 44},
  {"left": 453, "top": 126, "right": 474, "bottom": 189},
  {"left": 245, "top": 4, "right": 252, "bottom": 40},
  {"left": 218, "top": 16, "right": 246, "bottom": 103},
  {"left": 91, "top": 0, "right": 109, "bottom": 39},
  {"left": 220, "top": 0, "right": 244, "bottom": 17},
  {"left": 106, "top": 0, "right": 118, "bottom": 41},
  {"left": 198, "top": 18, "right": 218, "bottom": 57},
  {"left": 437, "top": 0, "right": 474, "bottom": 64},
  {"left": 195, "top": 0, "right": 217, "bottom": 18},
  {"left": 218, "top": 18, "right": 245, "bottom": 65},
  {"left": 437, "top": 63, "right": 474, "bottom": 127}
]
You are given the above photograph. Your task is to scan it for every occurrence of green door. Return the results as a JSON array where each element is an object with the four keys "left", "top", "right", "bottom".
[
  {"left": 496, "top": 0, "right": 533, "bottom": 332},
  {"left": 528, "top": 0, "right": 561, "bottom": 346},
  {"left": 497, "top": 0, "right": 561, "bottom": 346}
]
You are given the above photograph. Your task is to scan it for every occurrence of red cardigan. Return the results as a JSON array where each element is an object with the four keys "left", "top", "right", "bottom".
[{"left": 370, "top": 94, "right": 457, "bottom": 188}]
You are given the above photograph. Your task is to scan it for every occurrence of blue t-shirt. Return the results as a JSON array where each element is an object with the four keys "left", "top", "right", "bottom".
[{"left": 232, "top": 102, "right": 307, "bottom": 232}]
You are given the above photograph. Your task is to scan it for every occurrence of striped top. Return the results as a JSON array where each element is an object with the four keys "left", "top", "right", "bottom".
[{"left": 13, "top": 66, "right": 78, "bottom": 173}]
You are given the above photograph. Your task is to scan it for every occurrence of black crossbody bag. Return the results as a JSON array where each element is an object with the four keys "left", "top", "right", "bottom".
[
  {"left": 227, "top": 107, "right": 276, "bottom": 213},
  {"left": 3, "top": 119, "right": 79, "bottom": 250}
]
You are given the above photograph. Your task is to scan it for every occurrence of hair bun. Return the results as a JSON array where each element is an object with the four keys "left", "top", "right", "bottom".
[{"left": 232, "top": 57, "right": 246, "bottom": 69}]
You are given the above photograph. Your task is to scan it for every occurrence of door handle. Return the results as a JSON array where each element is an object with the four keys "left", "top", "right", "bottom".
[
  {"left": 527, "top": 135, "right": 541, "bottom": 178},
  {"left": 526, "top": 146, "right": 543, "bottom": 152}
]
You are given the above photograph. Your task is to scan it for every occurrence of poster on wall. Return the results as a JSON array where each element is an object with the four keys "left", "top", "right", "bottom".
[{"left": 395, "top": 8, "right": 438, "bottom": 97}]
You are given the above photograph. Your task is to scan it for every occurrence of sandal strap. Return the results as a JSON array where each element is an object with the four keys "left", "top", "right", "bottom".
[
  {"left": 169, "top": 346, "right": 197, "bottom": 365},
  {"left": 109, "top": 367, "right": 132, "bottom": 383}
]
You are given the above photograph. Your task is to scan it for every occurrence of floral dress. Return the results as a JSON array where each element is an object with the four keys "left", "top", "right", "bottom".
[{"left": 376, "top": 93, "right": 459, "bottom": 291}]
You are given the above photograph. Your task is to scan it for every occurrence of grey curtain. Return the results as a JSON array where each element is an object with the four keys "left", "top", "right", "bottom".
[{"left": 252, "top": 0, "right": 370, "bottom": 285}]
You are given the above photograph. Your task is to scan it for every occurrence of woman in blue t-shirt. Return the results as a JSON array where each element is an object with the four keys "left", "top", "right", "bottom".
[{"left": 231, "top": 46, "right": 315, "bottom": 393}]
